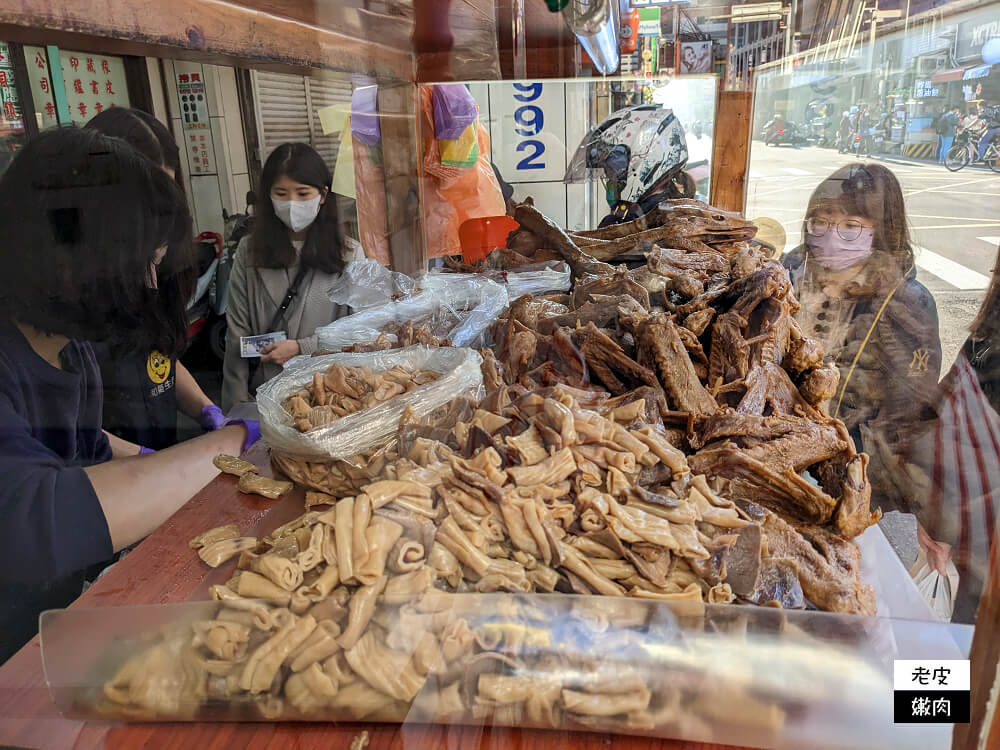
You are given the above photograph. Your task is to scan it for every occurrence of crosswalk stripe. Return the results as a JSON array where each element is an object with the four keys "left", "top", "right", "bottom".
[
  {"left": 978, "top": 236, "right": 1000, "bottom": 248},
  {"left": 782, "top": 167, "right": 811, "bottom": 175},
  {"left": 914, "top": 246, "right": 990, "bottom": 290}
]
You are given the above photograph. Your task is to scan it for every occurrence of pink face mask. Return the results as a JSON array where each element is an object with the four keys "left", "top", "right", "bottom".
[{"left": 807, "top": 228, "right": 874, "bottom": 271}]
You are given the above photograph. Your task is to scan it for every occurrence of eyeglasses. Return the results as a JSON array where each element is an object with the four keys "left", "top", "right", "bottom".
[{"left": 806, "top": 217, "right": 872, "bottom": 242}]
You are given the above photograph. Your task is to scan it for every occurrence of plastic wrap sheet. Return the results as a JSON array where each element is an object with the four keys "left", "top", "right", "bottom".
[
  {"left": 42, "top": 594, "right": 968, "bottom": 748},
  {"left": 484, "top": 261, "right": 573, "bottom": 298},
  {"left": 327, "top": 258, "right": 418, "bottom": 312},
  {"left": 256, "top": 346, "right": 483, "bottom": 463},
  {"left": 316, "top": 275, "right": 508, "bottom": 352}
]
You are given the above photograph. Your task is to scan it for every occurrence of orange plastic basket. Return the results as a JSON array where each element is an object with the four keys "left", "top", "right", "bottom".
[{"left": 458, "top": 215, "right": 520, "bottom": 264}]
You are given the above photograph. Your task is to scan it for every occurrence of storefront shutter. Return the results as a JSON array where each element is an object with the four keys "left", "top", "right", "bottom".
[
  {"left": 251, "top": 69, "right": 351, "bottom": 171},
  {"left": 305, "top": 75, "right": 352, "bottom": 168}
]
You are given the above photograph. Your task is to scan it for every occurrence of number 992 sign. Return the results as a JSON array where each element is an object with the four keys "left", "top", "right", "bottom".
[
  {"left": 495, "top": 81, "right": 565, "bottom": 183},
  {"left": 513, "top": 82, "right": 545, "bottom": 171}
]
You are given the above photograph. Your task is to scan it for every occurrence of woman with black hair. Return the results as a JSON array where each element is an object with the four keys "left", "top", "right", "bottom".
[
  {"left": 85, "top": 107, "right": 223, "bottom": 449},
  {"left": 222, "top": 142, "right": 360, "bottom": 411},
  {"left": 0, "top": 127, "right": 255, "bottom": 661},
  {"left": 782, "top": 163, "right": 942, "bottom": 511}
]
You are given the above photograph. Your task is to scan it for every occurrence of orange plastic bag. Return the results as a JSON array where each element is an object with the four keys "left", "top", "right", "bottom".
[
  {"left": 420, "top": 85, "right": 505, "bottom": 258},
  {"left": 352, "top": 136, "right": 390, "bottom": 266}
]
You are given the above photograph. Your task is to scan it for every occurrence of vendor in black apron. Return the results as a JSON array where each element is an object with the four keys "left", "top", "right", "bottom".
[{"left": 86, "top": 108, "right": 222, "bottom": 450}]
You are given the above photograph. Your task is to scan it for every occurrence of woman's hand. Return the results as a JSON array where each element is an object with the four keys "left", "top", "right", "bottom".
[
  {"left": 259, "top": 339, "right": 300, "bottom": 365},
  {"left": 917, "top": 523, "right": 952, "bottom": 577}
]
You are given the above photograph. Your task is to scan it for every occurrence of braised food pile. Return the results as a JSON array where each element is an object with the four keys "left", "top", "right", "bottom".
[
  {"left": 282, "top": 363, "right": 440, "bottom": 433},
  {"left": 92, "top": 199, "right": 887, "bottom": 731},
  {"left": 98, "top": 388, "right": 872, "bottom": 726}
]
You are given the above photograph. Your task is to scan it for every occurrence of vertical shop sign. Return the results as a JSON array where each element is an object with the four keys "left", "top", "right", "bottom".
[
  {"left": 177, "top": 70, "right": 216, "bottom": 174},
  {"left": 24, "top": 46, "right": 57, "bottom": 128},
  {"left": 0, "top": 42, "right": 22, "bottom": 131},
  {"left": 58, "top": 49, "right": 129, "bottom": 123}
]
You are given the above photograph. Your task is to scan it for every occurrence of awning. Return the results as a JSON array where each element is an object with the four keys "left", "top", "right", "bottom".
[
  {"left": 931, "top": 67, "right": 966, "bottom": 83},
  {"left": 964, "top": 64, "right": 993, "bottom": 80}
]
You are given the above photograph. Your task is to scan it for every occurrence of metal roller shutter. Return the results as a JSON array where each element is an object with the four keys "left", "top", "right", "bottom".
[
  {"left": 251, "top": 70, "right": 352, "bottom": 172},
  {"left": 306, "top": 75, "right": 352, "bottom": 168}
]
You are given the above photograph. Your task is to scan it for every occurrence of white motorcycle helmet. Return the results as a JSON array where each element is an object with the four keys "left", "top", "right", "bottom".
[{"left": 566, "top": 104, "right": 689, "bottom": 224}]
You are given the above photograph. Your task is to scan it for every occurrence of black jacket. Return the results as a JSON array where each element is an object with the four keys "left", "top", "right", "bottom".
[{"left": 783, "top": 248, "right": 942, "bottom": 508}]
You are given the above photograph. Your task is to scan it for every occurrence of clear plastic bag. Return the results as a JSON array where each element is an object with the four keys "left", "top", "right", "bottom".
[
  {"left": 256, "top": 346, "right": 483, "bottom": 462},
  {"left": 316, "top": 274, "right": 507, "bottom": 352},
  {"left": 43, "top": 594, "right": 967, "bottom": 749},
  {"left": 492, "top": 261, "right": 572, "bottom": 298},
  {"left": 327, "top": 258, "right": 418, "bottom": 312}
]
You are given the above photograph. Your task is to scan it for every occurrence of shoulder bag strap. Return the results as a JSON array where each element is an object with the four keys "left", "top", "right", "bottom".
[
  {"left": 266, "top": 265, "right": 310, "bottom": 333},
  {"left": 833, "top": 279, "right": 904, "bottom": 420}
]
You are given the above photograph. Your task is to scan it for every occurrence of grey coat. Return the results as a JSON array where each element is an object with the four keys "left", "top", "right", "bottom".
[{"left": 221, "top": 236, "right": 360, "bottom": 411}]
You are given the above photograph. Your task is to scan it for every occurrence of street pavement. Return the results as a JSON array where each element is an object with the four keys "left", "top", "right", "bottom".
[{"left": 744, "top": 142, "right": 1000, "bottom": 376}]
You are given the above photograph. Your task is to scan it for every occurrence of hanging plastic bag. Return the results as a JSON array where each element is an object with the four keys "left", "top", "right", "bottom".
[
  {"left": 420, "top": 85, "right": 506, "bottom": 257},
  {"left": 908, "top": 547, "right": 959, "bottom": 622},
  {"left": 327, "top": 257, "right": 418, "bottom": 311},
  {"left": 316, "top": 274, "right": 507, "bottom": 352},
  {"left": 350, "top": 85, "right": 381, "bottom": 146}
]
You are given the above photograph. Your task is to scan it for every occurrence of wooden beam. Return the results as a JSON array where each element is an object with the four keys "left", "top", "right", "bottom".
[
  {"left": 953, "top": 537, "right": 1000, "bottom": 750},
  {"left": 377, "top": 82, "right": 425, "bottom": 276},
  {"left": 0, "top": 0, "right": 414, "bottom": 81},
  {"left": 709, "top": 88, "right": 752, "bottom": 214}
]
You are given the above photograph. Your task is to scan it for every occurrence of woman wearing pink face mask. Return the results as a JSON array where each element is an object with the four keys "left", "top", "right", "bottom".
[{"left": 782, "top": 163, "right": 942, "bottom": 513}]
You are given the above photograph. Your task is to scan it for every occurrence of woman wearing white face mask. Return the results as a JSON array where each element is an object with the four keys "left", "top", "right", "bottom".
[
  {"left": 782, "top": 163, "right": 942, "bottom": 514},
  {"left": 222, "top": 143, "right": 362, "bottom": 411}
]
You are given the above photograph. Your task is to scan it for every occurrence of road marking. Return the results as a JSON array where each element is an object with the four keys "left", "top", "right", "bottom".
[
  {"left": 910, "top": 215, "right": 1000, "bottom": 222},
  {"left": 978, "top": 236, "right": 1000, "bottom": 247},
  {"left": 914, "top": 246, "right": 990, "bottom": 290},
  {"left": 912, "top": 223, "right": 1000, "bottom": 230},
  {"left": 903, "top": 175, "right": 995, "bottom": 198},
  {"left": 782, "top": 167, "right": 811, "bottom": 175}
]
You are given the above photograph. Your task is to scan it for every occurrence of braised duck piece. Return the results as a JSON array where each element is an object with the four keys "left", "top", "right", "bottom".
[
  {"left": 690, "top": 445, "right": 838, "bottom": 525},
  {"left": 692, "top": 420, "right": 848, "bottom": 476},
  {"left": 816, "top": 452, "right": 881, "bottom": 539},
  {"left": 513, "top": 203, "right": 616, "bottom": 279},
  {"left": 537, "top": 295, "right": 645, "bottom": 336},
  {"left": 718, "top": 263, "right": 791, "bottom": 319},
  {"left": 760, "top": 512, "right": 876, "bottom": 616},
  {"left": 798, "top": 364, "right": 841, "bottom": 407},
  {"left": 571, "top": 272, "right": 651, "bottom": 310},
  {"left": 574, "top": 323, "right": 660, "bottom": 395},
  {"left": 737, "top": 363, "right": 826, "bottom": 422},
  {"left": 637, "top": 315, "right": 717, "bottom": 414}
]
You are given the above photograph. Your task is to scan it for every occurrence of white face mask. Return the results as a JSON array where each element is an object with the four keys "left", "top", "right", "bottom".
[{"left": 272, "top": 194, "right": 322, "bottom": 233}]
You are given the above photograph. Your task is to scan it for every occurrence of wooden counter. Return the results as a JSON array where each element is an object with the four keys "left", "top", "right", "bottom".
[{"left": 0, "top": 444, "right": 749, "bottom": 750}]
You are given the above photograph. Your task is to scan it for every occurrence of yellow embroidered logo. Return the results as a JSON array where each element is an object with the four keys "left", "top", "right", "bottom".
[
  {"left": 146, "top": 350, "right": 171, "bottom": 384},
  {"left": 909, "top": 348, "right": 930, "bottom": 376}
]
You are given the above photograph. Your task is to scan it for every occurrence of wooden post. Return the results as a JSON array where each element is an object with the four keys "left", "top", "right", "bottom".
[
  {"left": 709, "top": 87, "right": 753, "bottom": 214},
  {"left": 953, "top": 536, "right": 1000, "bottom": 750},
  {"left": 377, "top": 82, "right": 426, "bottom": 276}
]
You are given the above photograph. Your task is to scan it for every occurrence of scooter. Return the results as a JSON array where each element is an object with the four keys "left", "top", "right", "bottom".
[
  {"left": 185, "top": 231, "right": 225, "bottom": 355},
  {"left": 203, "top": 191, "right": 256, "bottom": 360}
]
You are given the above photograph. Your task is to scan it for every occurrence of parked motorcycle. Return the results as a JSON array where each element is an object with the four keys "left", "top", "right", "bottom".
[
  {"left": 763, "top": 120, "right": 808, "bottom": 147},
  {"left": 202, "top": 190, "right": 256, "bottom": 360},
  {"left": 186, "top": 231, "right": 225, "bottom": 355}
]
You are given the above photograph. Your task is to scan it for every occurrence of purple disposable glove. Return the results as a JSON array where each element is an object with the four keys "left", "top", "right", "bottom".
[
  {"left": 225, "top": 418, "right": 262, "bottom": 454},
  {"left": 139, "top": 446, "right": 155, "bottom": 455},
  {"left": 199, "top": 404, "right": 226, "bottom": 432}
]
